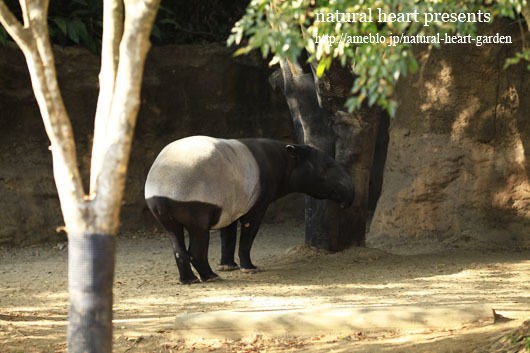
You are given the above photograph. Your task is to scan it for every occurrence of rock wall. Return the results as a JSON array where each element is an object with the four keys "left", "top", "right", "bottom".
[
  {"left": 369, "top": 20, "right": 530, "bottom": 249},
  {"left": 0, "top": 43, "right": 294, "bottom": 245}
]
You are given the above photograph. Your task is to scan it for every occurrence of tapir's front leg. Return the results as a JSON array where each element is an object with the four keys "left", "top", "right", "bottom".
[
  {"left": 218, "top": 221, "right": 239, "bottom": 271},
  {"left": 238, "top": 208, "right": 267, "bottom": 272}
]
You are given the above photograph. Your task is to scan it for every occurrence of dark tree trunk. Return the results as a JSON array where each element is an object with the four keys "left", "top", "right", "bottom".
[
  {"left": 276, "top": 58, "right": 384, "bottom": 250},
  {"left": 68, "top": 234, "right": 116, "bottom": 353},
  {"left": 368, "top": 114, "right": 390, "bottom": 212}
]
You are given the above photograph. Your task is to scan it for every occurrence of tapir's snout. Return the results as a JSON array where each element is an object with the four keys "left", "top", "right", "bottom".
[
  {"left": 340, "top": 191, "right": 354, "bottom": 209},
  {"left": 338, "top": 180, "right": 355, "bottom": 209}
]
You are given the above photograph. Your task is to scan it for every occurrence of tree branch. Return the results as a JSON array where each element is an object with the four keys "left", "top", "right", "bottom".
[
  {"left": 90, "top": 0, "right": 124, "bottom": 194},
  {"left": 522, "top": 3, "right": 530, "bottom": 33},
  {"left": 91, "top": 0, "right": 160, "bottom": 234},
  {"left": 2, "top": 0, "right": 160, "bottom": 235},
  {"left": 19, "top": 0, "right": 30, "bottom": 27},
  {"left": 3, "top": 0, "right": 87, "bottom": 233},
  {"left": 0, "top": 1, "right": 30, "bottom": 50}
]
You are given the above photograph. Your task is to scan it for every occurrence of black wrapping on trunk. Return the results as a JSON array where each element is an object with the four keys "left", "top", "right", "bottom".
[{"left": 67, "top": 233, "right": 116, "bottom": 353}]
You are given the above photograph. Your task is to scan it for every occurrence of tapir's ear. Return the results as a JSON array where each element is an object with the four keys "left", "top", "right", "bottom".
[{"left": 285, "top": 144, "right": 298, "bottom": 159}]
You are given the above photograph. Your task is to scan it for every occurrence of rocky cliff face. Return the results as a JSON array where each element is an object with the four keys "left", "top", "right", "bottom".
[
  {"left": 369, "top": 20, "right": 530, "bottom": 249},
  {"left": 0, "top": 43, "right": 293, "bottom": 245}
]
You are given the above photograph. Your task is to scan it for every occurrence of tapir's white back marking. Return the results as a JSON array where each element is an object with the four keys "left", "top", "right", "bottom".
[{"left": 145, "top": 136, "right": 260, "bottom": 229}]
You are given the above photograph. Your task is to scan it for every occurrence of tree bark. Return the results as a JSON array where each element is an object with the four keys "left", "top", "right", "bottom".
[
  {"left": 521, "top": 4, "right": 530, "bottom": 32},
  {"left": 67, "top": 234, "right": 115, "bottom": 353},
  {"left": 276, "top": 58, "right": 383, "bottom": 250},
  {"left": 90, "top": 0, "right": 160, "bottom": 235},
  {"left": 278, "top": 59, "right": 339, "bottom": 250},
  {"left": 90, "top": 0, "right": 124, "bottom": 194}
]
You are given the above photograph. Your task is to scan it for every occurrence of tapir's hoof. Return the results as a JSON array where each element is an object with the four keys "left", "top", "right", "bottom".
[
  {"left": 202, "top": 274, "right": 222, "bottom": 283},
  {"left": 217, "top": 263, "right": 239, "bottom": 271},
  {"left": 240, "top": 267, "right": 259, "bottom": 274},
  {"left": 180, "top": 276, "right": 200, "bottom": 285}
]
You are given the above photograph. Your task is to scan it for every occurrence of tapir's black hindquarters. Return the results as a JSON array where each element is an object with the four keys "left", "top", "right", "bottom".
[{"left": 145, "top": 196, "right": 222, "bottom": 284}]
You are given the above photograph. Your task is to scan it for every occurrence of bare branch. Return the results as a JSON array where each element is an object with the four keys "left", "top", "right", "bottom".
[
  {"left": 19, "top": 0, "right": 30, "bottom": 27},
  {"left": 12, "top": 0, "right": 87, "bottom": 233},
  {"left": 90, "top": 0, "right": 125, "bottom": 194},
  {"left": 0, "top": 1, "right": 30, "bottom": 49},
  {"left": 26, "top": 0, "right": 67, "bottom": 127},
  {"left": 522, "top": 3, "right": 530, "bottom": 33},
  {"left": 91, "top": 0, "right": 160, "bottom": 234},
  {"left": 4, "top": 0, "right": 160, "bottom": 235}
]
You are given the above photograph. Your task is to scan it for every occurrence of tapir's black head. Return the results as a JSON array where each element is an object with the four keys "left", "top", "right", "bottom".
[{"left": 286, "top": 144, "right": 354, "bottom": 208}]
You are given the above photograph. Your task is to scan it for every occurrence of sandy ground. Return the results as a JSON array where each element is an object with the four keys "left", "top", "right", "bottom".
[{"left": 0, "top": 218, "right": 529, "bottom": 352}]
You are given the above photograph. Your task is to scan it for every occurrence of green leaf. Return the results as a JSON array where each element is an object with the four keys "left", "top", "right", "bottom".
[
  {"left": 66, "top": 18, "right": 85, "bottom": 44},
  {"left": 233, "top": 46, "right": 252, "bottom": 56},
  {"left": 504, "top": 56, "right": 520, "bottom": 69},
  {"left": 368, "top": 90, "right": 378, "bottom": 106},
  {"left": 315, "top": 58, "right": 329, "bottom": 77},
  {"left": 151, "top": 25, "right": 162, "bottom": 41},
  {"left": 158, "top": 18, "right": 178, "bottom": 26},
  {"left": 260, "top": 43, "right": 269, "bottom": 57},
  {"left": 51, "top": 17, "right": 68, "bottom": 36},
  {"left": 387, "top": 100, "right": 398, "bottom": 118}
]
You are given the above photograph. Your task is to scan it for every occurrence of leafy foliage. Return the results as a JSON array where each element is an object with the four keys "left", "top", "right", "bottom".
[
  {"left": 48, "top": 0, "right": 103, "bottom": 53},
  {"left": 151, "top": 0, "right": 248, "bottom": 45},
  {"left": 229, "top": 0, "right": 528, "bottom": 116},
  {"left": 0, "top": 0, "right": 102, "bottom": 52},
  {"left": 505, "top": 47, "right": 530, "bottom": 69},
  {"left": 0, "top": 0, "right": 248, "bottom": 52}
]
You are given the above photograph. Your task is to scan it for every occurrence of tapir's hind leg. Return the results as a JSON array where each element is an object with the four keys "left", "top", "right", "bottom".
[
  {"left": 145, "top": 198, "right": 199, "bottom": 284},
  {"left": 188, "top": 227, "right": 219, "bottom": 282},
  {"left": 219, "top": 221, "right": 239, "bottom": 271},
  {"left": 167, "top": 223, "right": 200, "bottom": 284}
]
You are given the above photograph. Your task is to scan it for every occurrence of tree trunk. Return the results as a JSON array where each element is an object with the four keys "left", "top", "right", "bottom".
[
  {"left": 67, "top": 234, "right": 115, "bottom": 353},
  {"left": 277, "top": 58, "right": 383, "bottom": 250},
  {"left": 278, "top": 59, "right": 339, "bottom": 249}
]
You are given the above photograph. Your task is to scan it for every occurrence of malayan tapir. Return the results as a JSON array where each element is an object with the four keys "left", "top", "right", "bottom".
[{"left": 145, "top": 135, "right": 354, "bottom": 284}]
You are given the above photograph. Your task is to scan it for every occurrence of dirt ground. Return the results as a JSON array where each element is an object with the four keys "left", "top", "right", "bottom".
[{"left": 0, "top": 218, "right": 529, "bottom": 353}]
